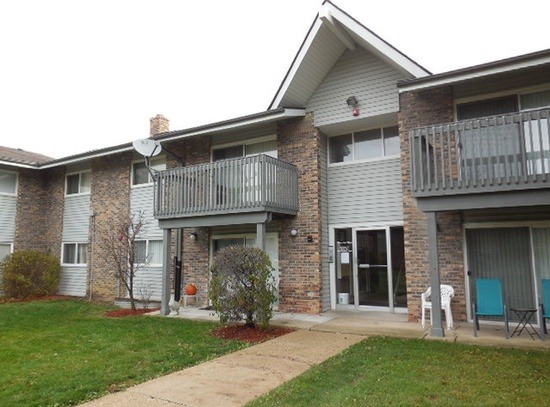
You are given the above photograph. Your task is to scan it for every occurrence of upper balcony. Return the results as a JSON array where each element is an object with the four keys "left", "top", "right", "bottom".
[
  {"left": 153, "top": 154, "right": 299, "bottom": 222},
  {"left": 410, "top": 108, "right": 550, "bottom": 207}
]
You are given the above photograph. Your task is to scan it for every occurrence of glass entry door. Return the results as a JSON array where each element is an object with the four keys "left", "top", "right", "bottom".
[
  {"left": 334, "top": 227, "right": 406, "bottom": 310},
  {"left": 356, "top": 230, "right": 390, "bottom": 307}
]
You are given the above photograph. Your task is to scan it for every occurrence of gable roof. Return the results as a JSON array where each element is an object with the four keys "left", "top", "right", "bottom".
[
  {"left": 0, "top": 146, "right": 53, "bottom": 168},
  {"left": 268, "top": 1, "right": 430, "bottom": 110},
  {"left": 398, "top": 48, "right": 550, "bottom": 92}
]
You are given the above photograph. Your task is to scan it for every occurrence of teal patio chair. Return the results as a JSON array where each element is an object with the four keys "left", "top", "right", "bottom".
[
  {"left": 539, "top": 279, "right": 550, "bottom": 341},
  {"left": 472, "top": 278, "right": 509, "bottom": 339}
]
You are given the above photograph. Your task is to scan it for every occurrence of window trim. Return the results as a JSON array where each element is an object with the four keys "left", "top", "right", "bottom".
[
  {"left": 65, "top": 171, "right": 91, "bottom": 196},
  {"left": 61, "top": 242, "right": 88, "bottom": 265},
  {"left": 328, "top": 125, "right": 400, "bottom": 166},
  {"left": 131, "top": 158, "right": 166, "bottom": 187},
  {"left": 134, "top": 239, "right": 163, "bottom": 266},
  {"left": 0, "top": 169, "right": 18, "bottom": 196}
]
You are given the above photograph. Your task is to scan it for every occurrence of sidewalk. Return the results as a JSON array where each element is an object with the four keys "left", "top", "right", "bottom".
[
  {"left": 79, "top": 329, "right": 364, "bottom": 407},
  {"left": 80, "top": 308, "right": 549, "bottom": 406}
]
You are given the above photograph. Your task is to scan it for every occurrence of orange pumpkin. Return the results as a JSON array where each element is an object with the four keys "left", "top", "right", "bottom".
[{"left": 185, "top": 284, "right": 197, "bottom": 295}]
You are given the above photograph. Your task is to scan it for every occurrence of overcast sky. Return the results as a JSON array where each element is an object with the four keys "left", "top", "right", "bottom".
[{"left": 1, "top": 0, "right": 549, "bottom": 159}]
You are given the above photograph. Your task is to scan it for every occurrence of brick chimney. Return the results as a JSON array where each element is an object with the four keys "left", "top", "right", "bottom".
[{"left": 150, "top": 114, "right": 170, "bottom": 137}]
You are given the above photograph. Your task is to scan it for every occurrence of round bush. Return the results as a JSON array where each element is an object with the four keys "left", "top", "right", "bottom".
[
  {"left": 1, "top": 250, "right": 61, "bottom": 298},
  {"left": 209, "top": 246, "right": 277, "bottom": 329}
]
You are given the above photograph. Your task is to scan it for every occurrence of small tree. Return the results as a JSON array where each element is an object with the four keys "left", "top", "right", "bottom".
[
  {"left": 209, "top": 246, "right": 277, "bottom": 329},
  {"left": 105, "top": 211, "right": 149, "bottom": 310},
  {"left": 1, "top": 250, "right": 61, "bottom": 298}
]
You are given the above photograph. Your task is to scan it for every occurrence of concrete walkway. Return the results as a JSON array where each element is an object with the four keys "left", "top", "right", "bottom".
[{"left": 80, "top": 308, "right": 550, "bottom": 407}]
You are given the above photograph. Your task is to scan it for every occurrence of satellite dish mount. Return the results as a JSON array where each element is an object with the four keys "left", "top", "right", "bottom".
[{"left": 132, "top": 139, "right": 163, "bottom": 179}]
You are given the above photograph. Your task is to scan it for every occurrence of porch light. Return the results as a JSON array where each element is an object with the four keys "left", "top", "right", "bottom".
[
  {"left": 346, "top": 96, "right": 358, "bottom": 107},
  {"left": 189, "top": 232, "right": 198, "bottom": 241},
  {"left": 290, "top": 228, "right": 298, "bottom": 237}
]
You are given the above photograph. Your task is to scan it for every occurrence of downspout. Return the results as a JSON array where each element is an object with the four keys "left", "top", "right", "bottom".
[{"left": 88, "top": 211, "right": 96, "bottom": 301}]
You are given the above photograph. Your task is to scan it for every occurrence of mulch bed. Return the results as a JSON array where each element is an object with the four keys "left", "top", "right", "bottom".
[
  {"left": 104, "top": 308, "right": 160, "bottom": 318},
  {"left": 211, "top": 324, "right": 295, "bottom": 344}
]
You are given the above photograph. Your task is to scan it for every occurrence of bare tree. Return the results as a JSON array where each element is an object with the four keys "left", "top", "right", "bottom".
[{"left": 106, "top": 211, "right": 149, "bottom": 310}]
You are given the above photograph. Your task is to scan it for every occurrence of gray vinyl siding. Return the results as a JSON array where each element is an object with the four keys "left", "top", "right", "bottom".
[
  {"left": 62, "top": 195, "right": 91, "bottom": 241},
  {"left": 0, "top": 193, "right": 17, "bottom": 296},
  {"left": 132, "top": 266, "right": 163, "bottom": 301},
  {"left": 131, "top": 185, "right": 162, "bottom": 239},
  {"left": 320, "top": 134, "right": 331, "bottom": 311},
  {"left": 306, "top": 48, "right": 406, "bottom": 128},
  {"left": 0, "top": 194, "right": 16, "bottom": 242},
  {"left": 59, "top": 266, "right": 87, "bottom": 297},
  {"left": 130, "top": 185, "right": 163, "bottom": 300},
  {"left": 328, "top": 158, "right": 403, "bottom": 225},
  {"left": 59, "top": 193, "right": 90, "bottom": 297}
]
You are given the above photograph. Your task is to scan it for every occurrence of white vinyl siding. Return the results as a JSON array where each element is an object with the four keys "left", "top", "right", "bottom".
[
  {"left": 60, "top": 186, "right": 91, "bottom": 297},
  {"left": 328, "top": 157, "right": 403, "bottom": 225},
  {"left": 306, "top": 47, "right": 406, "bottom": 128}
]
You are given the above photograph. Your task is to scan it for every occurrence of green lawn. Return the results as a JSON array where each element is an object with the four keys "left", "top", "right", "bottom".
[
  {"left": 0, "top": 299, "right": 245, "bottom": 406},
  {"left": 248, "top": 337, "right": 550, "bottom": 407}
]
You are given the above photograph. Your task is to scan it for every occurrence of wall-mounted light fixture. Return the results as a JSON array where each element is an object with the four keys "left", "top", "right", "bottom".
[
  {"left": 189, "top": 232, "right": 198, "bottom": 241},
  {"left": 290, "top": 228, "right": 299, "bottom": 237},
  {"left": 346, "top": 96, "right": 360, "bottom": 117},
  {"left": 346, "top": 96, "right": 358, "bottom": 107}
]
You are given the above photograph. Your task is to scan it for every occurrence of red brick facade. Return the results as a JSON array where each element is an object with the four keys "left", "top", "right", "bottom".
[
  {"left": 90, "top": 152, "right": 132, "bottom": 301},
  {"left": 277, "top": 114, "right": 324, "bottom": 314},
  {"left": 15, "top": 167, "right": 64, "bottom": 255},
  {"left": 398, "top": 87, "right": 467, "bottom": 322}
]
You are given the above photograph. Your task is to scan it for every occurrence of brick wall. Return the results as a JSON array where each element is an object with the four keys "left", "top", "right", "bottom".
[
  {"left": 90, "top": 152, "right": 132, "bottom": 301},
  {"left": 15, "top": 167, "right": 64, "bottom": 256},
  {"left": 398, "top": 86, "right": 466, "bottom": 322},
  {"left": 277, "top": 114, "right": 324, "bottom": 314}
]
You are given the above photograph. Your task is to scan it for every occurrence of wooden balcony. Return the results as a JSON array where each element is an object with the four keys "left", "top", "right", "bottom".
[
  {"left": 410, "top": 108, "right": 550, "bottom": 201},
  {"left": 154, "top": 154, "right": 299, "bottom": 220}
]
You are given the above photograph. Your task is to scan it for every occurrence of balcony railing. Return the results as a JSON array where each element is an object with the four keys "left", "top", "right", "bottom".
[
  {"left": 154, "top": 154, "right": 299, "bottom": 219},
  {"left": 410, "top": 108, "right": 550, "bottom": 197}
]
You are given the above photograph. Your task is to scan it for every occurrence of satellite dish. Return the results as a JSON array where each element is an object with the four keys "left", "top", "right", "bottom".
[{"left": 132, "top": 139, "right": 162, "bottom": 157}]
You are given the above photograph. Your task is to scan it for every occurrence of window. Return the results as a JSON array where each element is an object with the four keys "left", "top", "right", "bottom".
[
  {"left": 62, "top": 243, "right": 88, "bottom": 264},
  {"left": 134, "top": 239, "right": 163, "bottom": 265},
  {"left": 457, "top": 95, "right": 518, "bottom": 121},
  {"left": 212, "top": 138, "right": 277, "bottom": 162},
  {"left": 66, "top": 172, "right": 91, "bottom": 195},
  {"left": 132, "top": 161, "right": 166, "bottom": 185},
  {"left": 0, "top": 170, "right": 17, "bottom": 195},
  {"left": 0, "top": 243, "right": 12, "bottom": 262},
  {"left": 329, "top": 126, "right": 400, "bottom": 163}
]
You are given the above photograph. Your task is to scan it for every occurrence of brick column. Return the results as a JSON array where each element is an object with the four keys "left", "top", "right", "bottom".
[
  {"left": 90, "top": 152, "right": 132, "bottom": 302},
  {"left": 399, "top": 87, "right": 466, "bottom": 322},
  {"left": 15, "top": 167, "right": 64, "bottom": 255},
  {"left": 277, "top": 114, "right": 324, "bottom": 314}
]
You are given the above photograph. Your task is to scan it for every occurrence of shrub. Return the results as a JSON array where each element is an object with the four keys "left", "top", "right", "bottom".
[
  {"left": 1, "top": 250, "right": 61, "bottom": 298},
  {"left": 209, "top": 246, "right": 277, "bottom": 329}
]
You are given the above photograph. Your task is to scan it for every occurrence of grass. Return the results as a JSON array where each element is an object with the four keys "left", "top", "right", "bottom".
[
  {"left": 248, "top": 337, "right": 550, "bottom": 407},
  {"left": 0, "top": 299, "right": 246, "bottom": 406}
]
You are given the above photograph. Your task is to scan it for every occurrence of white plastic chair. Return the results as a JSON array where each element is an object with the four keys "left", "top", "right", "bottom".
[{"left": 421, "top": 284, "right": 455, "bottom": 329}]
